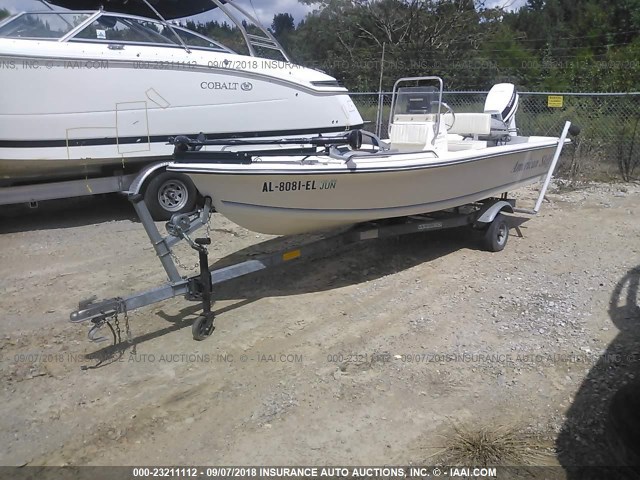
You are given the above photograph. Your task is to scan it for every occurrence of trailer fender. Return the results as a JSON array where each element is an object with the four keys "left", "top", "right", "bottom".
[
  {"left": 475, "top": 200, "right": 514, "bottom": 226},
  {"left": 130, "top": 162, "right": 200, "bottom": 220},
  {"left": 127, "top": 161, "right": 173, "bottom": 195}
]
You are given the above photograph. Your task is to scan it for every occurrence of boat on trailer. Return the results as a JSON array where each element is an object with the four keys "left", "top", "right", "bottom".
[
  {"left": 68, "top": 77, "right": 577, "bottom": 343},
  {"left": 168, "top": 77, "right": 573, "bottom": 235}
]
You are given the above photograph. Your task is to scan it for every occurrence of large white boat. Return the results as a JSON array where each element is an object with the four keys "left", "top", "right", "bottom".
[
  {"left": 0, "top": 0, "right": 363, "bottom": 187},
  {"left": 168, "top": 77, "right": 572, "bottom": 235}
]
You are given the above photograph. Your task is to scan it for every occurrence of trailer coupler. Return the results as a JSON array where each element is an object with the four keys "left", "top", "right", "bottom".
[
  {"left": 75, "top": 296, "right": 130, "bottom": 344},
  {"left": 73, "top": 296, "right": 121, "bottom": 326}
]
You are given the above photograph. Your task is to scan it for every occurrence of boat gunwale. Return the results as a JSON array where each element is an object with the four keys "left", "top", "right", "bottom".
[{"left": 168, "top": 141, "right": 561, "bottom": 176}]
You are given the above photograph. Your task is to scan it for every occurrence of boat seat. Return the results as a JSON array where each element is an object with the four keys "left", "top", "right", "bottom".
[
  {"left": 446, "top": 113, "right": 491, "bottom": 138},
  {"left": 445, "top": 112, "right": 511, "bottom": 141},
  {"left": 388, "top": 122, "right": 432, "bottom": 151},
  {"left": 388, "top": 113, "right": 441, "bottom": 151}
]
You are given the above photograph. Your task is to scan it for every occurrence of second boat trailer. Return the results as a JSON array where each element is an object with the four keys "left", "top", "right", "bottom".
[{"left": 70, "top": 122, "right": 575, "bottom": 344}]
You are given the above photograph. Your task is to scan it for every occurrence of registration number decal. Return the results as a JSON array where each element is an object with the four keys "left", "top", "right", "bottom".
[{"left": 262, "top": 179, "right": 337, "bottom": 192}]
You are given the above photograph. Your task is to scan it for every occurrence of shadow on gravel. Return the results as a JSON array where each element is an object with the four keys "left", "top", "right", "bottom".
[
  {"left": 0, "top": 194, "right": 136, "bottom": 233},
  {"left": 85, "top": 225, "right": 491, "bottom": 360},
  {"left": 205, "top": 225, "right": 490, "bottom": 303},
  {"left": 202, "top": 215, "right": 528, "bottom": 302},
  {"left": 557, "top": 265, "right": 640, "bottom": 479}
]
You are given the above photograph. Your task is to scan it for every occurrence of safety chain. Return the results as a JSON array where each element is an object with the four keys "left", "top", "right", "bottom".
[
  {"left": 204, "top": 207, "right": 212, "bottom": 239},
  {"left": 169, "top": 250, "right": 200, "bottom": 271},
  {"left": 100, "top": 298, "right": 136, "bottom": 354},
  {"left": 118, "top": 297, "right": 136, "bottom": 356},
  {"left": 113, "top": 312, "right": 122, "bottom": 344}
]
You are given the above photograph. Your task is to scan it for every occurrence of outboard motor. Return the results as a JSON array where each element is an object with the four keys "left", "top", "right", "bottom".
[{"left": 484, "top": 83, "right": 519, "bottom": 137}]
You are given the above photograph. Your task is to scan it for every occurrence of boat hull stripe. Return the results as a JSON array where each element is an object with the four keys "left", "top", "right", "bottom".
[{"left": 0, "top": 125, "right": 364, "bottom": 149}]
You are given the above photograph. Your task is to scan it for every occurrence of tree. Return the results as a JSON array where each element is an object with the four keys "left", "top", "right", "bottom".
[
  {"left": 467, "top": 0, "right": 637, "bottom": 91},
  {"left": 271, "top": 13, "right": 295, "bottom": 38},
  {"left": 290, "top": 0, "right": 502, "bottom": 90}
]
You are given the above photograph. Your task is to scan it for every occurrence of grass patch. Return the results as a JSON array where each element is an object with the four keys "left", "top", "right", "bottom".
[{"left": 435, "top": 423, "right": 552, "bottom": 467}]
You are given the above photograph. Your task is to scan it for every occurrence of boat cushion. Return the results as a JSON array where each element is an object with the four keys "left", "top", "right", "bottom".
[
  {"left": 447, "top": 113, "right": 492, "bottom": 137},
  {"left": 388, "top": 122, "right": 432, "bottom": 151}
]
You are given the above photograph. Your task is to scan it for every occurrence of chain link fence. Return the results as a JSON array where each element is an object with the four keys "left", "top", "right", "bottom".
[{"left": 350, "top": 91, "right": 640, "bottom": 181}]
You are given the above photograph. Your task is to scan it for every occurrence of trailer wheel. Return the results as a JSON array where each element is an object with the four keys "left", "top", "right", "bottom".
[
  {"left": 192, "top": 314, "right": 215, "bottom": 341},
  {"left": 144, "top": 171, "right": 197, "bottom": 221},
  {"left": 482, "top": 213, "right": 509, "bottom": 252}
]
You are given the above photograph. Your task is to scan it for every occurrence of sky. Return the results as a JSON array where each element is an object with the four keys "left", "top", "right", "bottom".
[{"left": 0, "top": 0, "right": 528, "bottom": 27}]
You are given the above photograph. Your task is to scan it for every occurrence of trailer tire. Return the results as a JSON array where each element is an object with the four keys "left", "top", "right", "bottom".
[
  {"left": 144, "top": 171, "right": 197, "bottom": 221},
  {"left": 483, "top": 213, "right": 509, "bottom": 252}
]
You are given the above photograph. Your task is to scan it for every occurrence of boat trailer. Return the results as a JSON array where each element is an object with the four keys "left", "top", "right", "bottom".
[{"left": 70, "top": 122, "right": 576, "bottom": 344}]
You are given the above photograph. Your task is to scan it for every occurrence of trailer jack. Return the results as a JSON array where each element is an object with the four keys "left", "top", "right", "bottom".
[
  {"left": 71, "top": 194, "right": 216, "bottom": 343},
  {"left": 189, "top": 237, "right": 215, "bottom": 340}
]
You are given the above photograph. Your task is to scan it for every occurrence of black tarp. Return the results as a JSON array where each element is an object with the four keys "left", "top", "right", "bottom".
[{"left": 45, "top": 0, "right": 225, "bottom": 19}]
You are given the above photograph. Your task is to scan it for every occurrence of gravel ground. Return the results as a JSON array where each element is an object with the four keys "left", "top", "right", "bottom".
[{"left": 0, "top": 181, "right": 638, "bottom": 476}]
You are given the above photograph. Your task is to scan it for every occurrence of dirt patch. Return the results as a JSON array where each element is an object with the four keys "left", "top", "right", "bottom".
[{"left": 0, "top": 183, "right": 639, "bottom": 471}]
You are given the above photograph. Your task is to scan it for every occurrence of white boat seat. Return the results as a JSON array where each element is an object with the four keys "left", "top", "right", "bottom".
[
  {"left": 389, "top": 121, "right": 432, "bottom": 151},
  {"left": 446, "top": 113, "right": 491, "bottom": 137},
  {"left": 445, "top": 112, "right": 510, "bottom": 141}
]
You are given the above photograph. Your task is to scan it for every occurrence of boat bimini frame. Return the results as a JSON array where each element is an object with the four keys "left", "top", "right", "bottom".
[
  {"left": 31, "top": 0, "right": 292, "bottom": 61},
  {"left": 69, "top": 121, "right": 573, "bottom": 345}
]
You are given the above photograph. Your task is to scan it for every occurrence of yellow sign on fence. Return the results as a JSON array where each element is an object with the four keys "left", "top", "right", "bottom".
[{"left": 548, "top": 95, "right": 564, "bottom": 108}]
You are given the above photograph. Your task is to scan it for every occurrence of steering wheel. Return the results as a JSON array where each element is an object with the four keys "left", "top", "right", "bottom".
[{"left": 431, "top": 101, "right": 456, "bottom": 131}]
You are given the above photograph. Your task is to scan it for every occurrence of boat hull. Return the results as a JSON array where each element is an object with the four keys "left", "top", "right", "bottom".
[
  {"left": 0, "top": 42, "right": 362, "bottom": 185},
  {"left": 171, "top": 139, "right": 560, "bottom": 235}
]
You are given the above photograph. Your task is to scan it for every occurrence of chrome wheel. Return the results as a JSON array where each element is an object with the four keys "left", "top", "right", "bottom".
[
  {"left": 144, "top": 171, "right": 198, "bottom": 221},
  {"left": 157, "top": 179, "right": 189, "bottom": 212}
]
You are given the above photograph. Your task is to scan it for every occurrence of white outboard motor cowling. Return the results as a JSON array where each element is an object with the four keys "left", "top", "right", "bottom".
[{"left": 484, "top": 83, "right": 519, "bottom": 136}]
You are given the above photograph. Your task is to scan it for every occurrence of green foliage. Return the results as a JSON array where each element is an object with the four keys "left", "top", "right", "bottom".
[
  {"left": 174, "top": 0, "right": 637, "bottom": 92},
  {"left": 282, "top": 0, "right": 638, "bottom": 92},
  {"left": 271, "top": 13, "right": 294, "bottom": 37},
  {"left": 271, "top": 13, "right": 295, "bottom": 50},
  {"left": 0, "top": 8, "right": 10, "bottom": 21},
  {"left": 501, "top": 0, "right": 640, "bottom": 91},
  {"left": 287, "top": 0, "right": 494, "bottom": 90}
]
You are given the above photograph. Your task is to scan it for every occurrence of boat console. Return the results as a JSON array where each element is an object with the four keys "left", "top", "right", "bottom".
[
  {"left": 387, "top": 77, "right": 521, "bottom": 153},
  {"left": 388, "top": 81, "right": 448, "bottom": 152}
]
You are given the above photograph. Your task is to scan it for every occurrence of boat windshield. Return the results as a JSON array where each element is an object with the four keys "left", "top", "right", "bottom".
[
  {"left": 72, "top": 15, "right": 176, "bottom": 44},
  {"left": 393, "top": 86, "right": 440, "bottom": 115},
  {"left": 0, "top": 12, "right": 92, "bottom": 39},
  {"left": 0, "top": 4, "right": 288, "bottom": 59},
  {"left": 0, "top": 11, "right": 233, "bottom": 52},
  {"left": 70, "top": 14, "right": 233, "bottom": 52}
]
